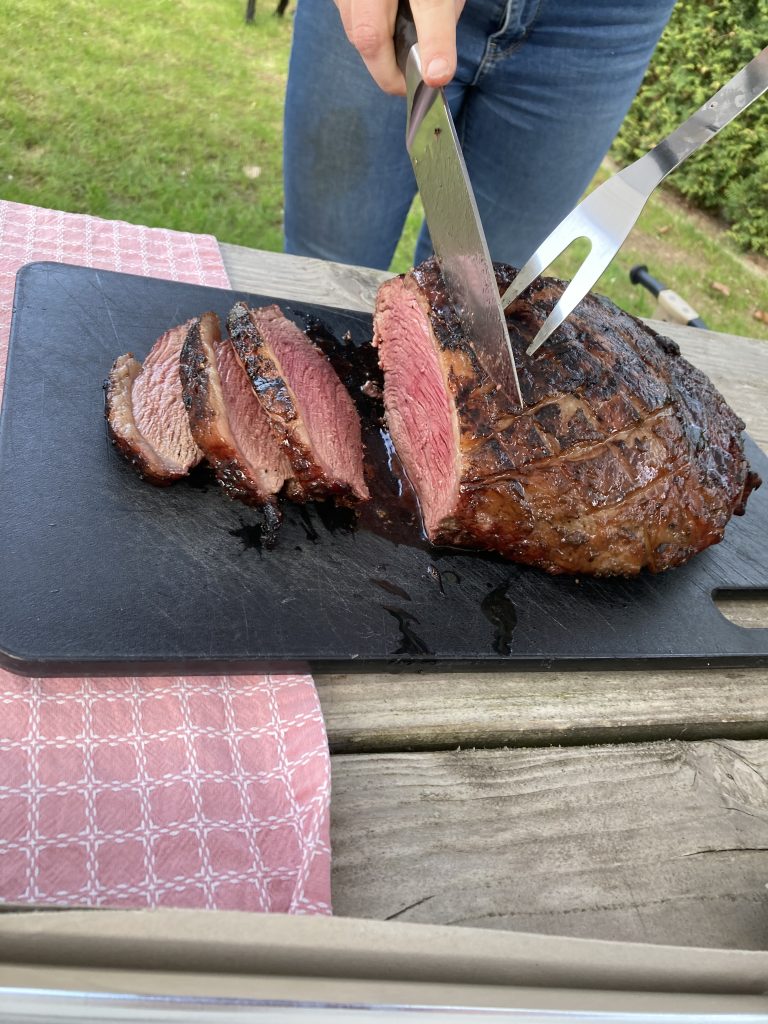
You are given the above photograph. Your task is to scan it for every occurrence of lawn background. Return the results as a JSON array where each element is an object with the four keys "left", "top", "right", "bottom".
[{"left": 1, "top": 0, "right": 766, "bottom": 339}]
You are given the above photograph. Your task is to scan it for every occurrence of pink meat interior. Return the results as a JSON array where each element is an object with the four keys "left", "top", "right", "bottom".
[
  {"left": 252, "top": 307, "right": 368, "bottom": 499},
  {"left": 133, "top": 320, "right": 201, "bottom": 472},
  {"left": 215, "top": 334, "right": 291, "bottom": 494},
  {"left": 375, "top": 278, "right": 460, "bottom": 535}
]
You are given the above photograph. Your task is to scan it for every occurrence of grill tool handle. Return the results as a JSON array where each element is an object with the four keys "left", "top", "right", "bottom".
[
  {"left": 630, "top": 264, "right": 708, "bottom": 329},
  {"left": 394, "top": 0, "right": 419, "bottom": 76},
  {"left": 395, "top": 0, "right": 419, "bottom": 75}
]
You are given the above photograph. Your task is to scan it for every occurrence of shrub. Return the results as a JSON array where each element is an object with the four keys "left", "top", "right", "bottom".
[{"left": 612, "top": 1, "right": 768, "bottom": 256}]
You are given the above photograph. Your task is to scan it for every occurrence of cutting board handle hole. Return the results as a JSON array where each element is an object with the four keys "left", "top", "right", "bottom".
[{"left": 713, "top": 589, "right": 768, "bottom": 629}]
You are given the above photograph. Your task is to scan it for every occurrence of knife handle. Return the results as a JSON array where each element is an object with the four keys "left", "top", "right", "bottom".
[{"left": 394, "top": 0, "right": 418, "bottom": 77}]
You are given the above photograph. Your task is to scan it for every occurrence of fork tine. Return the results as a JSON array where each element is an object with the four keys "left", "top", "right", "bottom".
[
  {"left": 499, "top": 215, "right": 582, "bottom": 310},
  {"left": 526, "top": 244, "right": 615, "bottom": 356}
]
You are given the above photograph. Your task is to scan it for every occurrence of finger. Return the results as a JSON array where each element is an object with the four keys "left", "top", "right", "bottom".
[
  {"left": 343, "top": 0, "right": 405, "bottom": 95},
  {"left": 409, "top": 0, "right": 458, "bottom": 87},
  {"left": 334, "top": 0, "right": 355, "bottom": 40}
]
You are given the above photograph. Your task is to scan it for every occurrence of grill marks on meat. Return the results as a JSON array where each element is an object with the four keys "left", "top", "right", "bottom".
[
  {"left": 105, "top": 273, "right": 757, "bottom": 575},
  {"left": 107, "top": 305, "right": 369, "bottom": 529},
  {"left": 105, "top": 319, "right": 203, "bottom": 484},
  {"left": 374, "top": 258, "right": 759, "bottom": 576},
  {"left": 180, "top": 311, "right": 292, "bottom": 518},
  {"left": 228, "top": 303, "right": 369, "bottom": 504}
]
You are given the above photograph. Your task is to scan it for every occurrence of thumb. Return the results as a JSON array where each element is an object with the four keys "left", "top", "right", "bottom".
[{"left": 409, "top": 0, "right": 460, "bottom": 87}]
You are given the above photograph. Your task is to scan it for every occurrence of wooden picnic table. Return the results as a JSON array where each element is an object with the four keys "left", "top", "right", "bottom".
[{"left": 220, "top": 242, "right": 768, "bottom": 952}]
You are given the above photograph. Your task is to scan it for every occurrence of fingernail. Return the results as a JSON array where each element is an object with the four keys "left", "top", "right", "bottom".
[{"left": 426, "top": 57, "right": 451, "bottom": 82}]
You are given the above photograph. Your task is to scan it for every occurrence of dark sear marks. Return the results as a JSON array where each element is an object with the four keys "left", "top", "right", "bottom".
[
  {"left": 104, "top": 262, "right": 760, "bottom": 578},
  {"left": 105, "top": 319, "right": 203, "bottom": 485},
  {"left": 227, "top": 302, "right": 369, "bottom": 505},
  {"left": 105, "top": 304, "right": 371, "bottom": 548},
  {"left": 179, "top": 310, "right": 290, "bottom": 535},
  {"left": 373, "top": 258, "right": 760, "bottom": 576}
]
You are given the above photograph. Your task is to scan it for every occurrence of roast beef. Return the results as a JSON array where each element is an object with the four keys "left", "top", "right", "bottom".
[
  {"left": 105, "top": 319, "right": 203, "bottom": 484},
  {"left": 179, "top": 311, "right": 291, "bottom": 520},
  {"left": 373, "top": 258, "right": 759, "bottom": 576},
  {"left": 227, "top": 303, "right": 369, "bottom": 503}
]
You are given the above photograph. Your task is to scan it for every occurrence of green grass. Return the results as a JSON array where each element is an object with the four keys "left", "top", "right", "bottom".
[
  {"left": 0, "top": 0, "right": 291, "bottom": 251},
  {"left": 2, "top": 0, "right": 767, "bottom": 340}
]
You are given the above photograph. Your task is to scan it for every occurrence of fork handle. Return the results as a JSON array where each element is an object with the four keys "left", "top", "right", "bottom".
[
  {"left": 622, "top": 46, "right": 768, "bottom": 192},
  {"left": 394, "top": 0, "right": 418, "bottom": 77}
]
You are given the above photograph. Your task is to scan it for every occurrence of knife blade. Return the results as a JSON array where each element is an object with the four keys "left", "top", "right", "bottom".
[{"left": 394, "top": 1, "right": 523, "bottom": 408}]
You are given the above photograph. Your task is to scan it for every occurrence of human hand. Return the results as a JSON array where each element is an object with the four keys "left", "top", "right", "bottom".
[{"left": 335, "top": 0, "right": 465, "bottom": 96}]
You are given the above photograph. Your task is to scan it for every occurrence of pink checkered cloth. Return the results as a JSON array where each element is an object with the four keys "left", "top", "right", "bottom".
[{"left": 0, "top": 200, "right": 331, "bottom": 913}]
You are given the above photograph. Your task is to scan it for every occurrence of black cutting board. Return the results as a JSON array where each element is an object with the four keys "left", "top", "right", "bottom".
[{"left": 1, "top": 261, "right": 767, "bottom": 675}]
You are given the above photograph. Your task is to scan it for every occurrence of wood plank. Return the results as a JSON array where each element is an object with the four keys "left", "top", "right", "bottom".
[
  {"left": 315, "top": 667, "right": 768, "bottom": 753},
  {"left": 717, "top": 595, "right": 768, "bottom": 630},
  {"left": 3, "top": 913, "right": 768, "bottom": 997},
  {"left": 220, "top": 243, "right": 388, "bottom": 313},
  {"left": 654, "top": 320, "right": 768, "bottom": 453},
  {"left": 330, "top": 739, "right": 768, "bottom": 949}
]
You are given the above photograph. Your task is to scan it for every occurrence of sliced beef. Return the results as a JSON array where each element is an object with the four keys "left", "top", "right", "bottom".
[
  {"left": 105, "top": 319, "right": 202, "bottom": 484},
  {"left": 373, "top": 258, "right": 760, "bottom": 576},
  {"left": 179, "top": 312, "right": 291, "bottom": 523},
  {"left": 227, "top": 303, "right": 369, "bottom": 503}
]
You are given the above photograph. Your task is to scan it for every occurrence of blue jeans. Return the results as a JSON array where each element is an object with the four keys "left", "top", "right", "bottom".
[{"left": 284, "top": 0, "right": 675, "bottom": 270}]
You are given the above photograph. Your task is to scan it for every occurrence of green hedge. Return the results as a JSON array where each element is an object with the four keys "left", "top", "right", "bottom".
[{"left": 612, "top": 1, "right": 768, "bottom": 256}]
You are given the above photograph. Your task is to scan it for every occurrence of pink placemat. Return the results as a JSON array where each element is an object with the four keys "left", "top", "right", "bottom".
[{"left": 0, "top": 200, "right": 331, "bottom": 913}]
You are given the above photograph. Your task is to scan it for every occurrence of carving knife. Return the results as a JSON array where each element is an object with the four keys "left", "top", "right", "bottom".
[{"left": 394, "top": 0, "right": 524, "bottom": 408}]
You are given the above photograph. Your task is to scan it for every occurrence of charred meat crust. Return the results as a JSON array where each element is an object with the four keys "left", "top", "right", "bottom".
[
  {"left": 227, "top": 302, "right": 328, "bottom": 502},
  {"left": 104, "top": 353, "right": 191, "bottom": 486},
  {"left": 378, "top": 258, "right": 760, "bottom": 576},
  {"left": 227, "top": 301, "right": 369, "bottom": 506},
  {"left": 105, "top": 319, "right": 203, "bottom": 485},
  {"left": 179, "top": 312, "right": 285, "bottom": 521}
]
